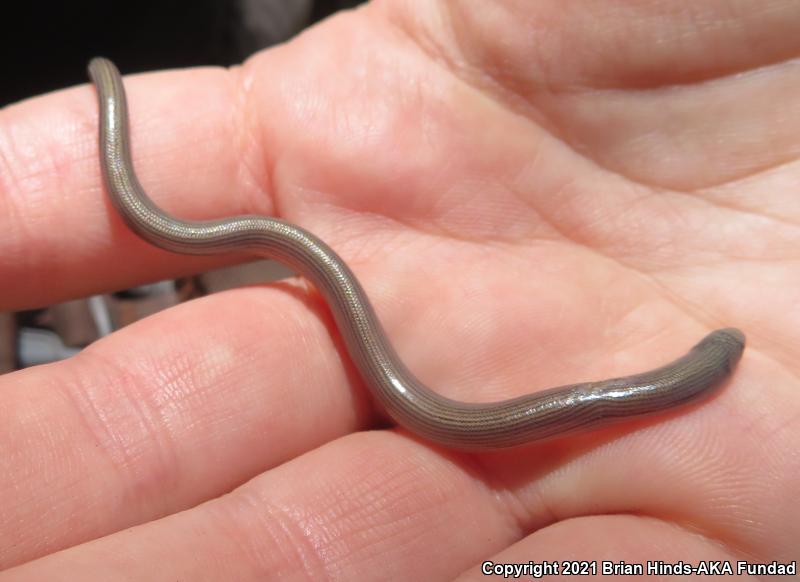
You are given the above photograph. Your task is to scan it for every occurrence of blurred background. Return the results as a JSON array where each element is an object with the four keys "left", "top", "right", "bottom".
[{"left": 0, "top": 0, "right": 366, "bottom": 373}]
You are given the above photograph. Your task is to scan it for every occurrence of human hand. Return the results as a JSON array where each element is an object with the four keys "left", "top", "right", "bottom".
[{"left": 1, "top": 1, "right": 798, "bottom": 579}]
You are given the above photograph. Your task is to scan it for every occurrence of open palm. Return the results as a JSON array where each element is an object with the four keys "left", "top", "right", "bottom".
[{"left": 1, "top": 1, "right": 798, "bottom": 579}]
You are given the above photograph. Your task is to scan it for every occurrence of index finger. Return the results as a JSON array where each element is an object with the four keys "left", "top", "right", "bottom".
[{"left": 0, "top": 60, "right": 273, "bottom": 310}]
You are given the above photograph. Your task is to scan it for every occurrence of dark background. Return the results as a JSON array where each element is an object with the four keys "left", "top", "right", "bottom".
[{"left": 1, "top": 0, "right": 364, "bottom": 107}]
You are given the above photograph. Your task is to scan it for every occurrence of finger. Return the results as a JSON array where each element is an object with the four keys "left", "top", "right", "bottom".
[
  {"left": 0, "top": 62, "right": 272, "bottom": 310},
  {"left": 0, "top": 285, "right": 374, "bottom": 569},
  {"left": 3, "top": 376, "right": 793, "bottom": 582},
  {"left": 0, "top": 432, "right": 538, "bottom": 581}
]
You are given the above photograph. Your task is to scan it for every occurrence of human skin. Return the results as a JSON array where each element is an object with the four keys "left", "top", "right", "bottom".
[{"left": 0, "top": 0, "right": 798, "bottom": 580}]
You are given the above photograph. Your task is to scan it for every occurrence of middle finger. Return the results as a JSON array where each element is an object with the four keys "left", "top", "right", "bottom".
[{"left": 0, "top": 283, "right": 374, "bottom": 569}]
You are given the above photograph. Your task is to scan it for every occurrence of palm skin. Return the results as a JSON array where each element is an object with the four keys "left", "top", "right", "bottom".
[{"left": 0, "top": 1, "right": 798, "bottom": 579}]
